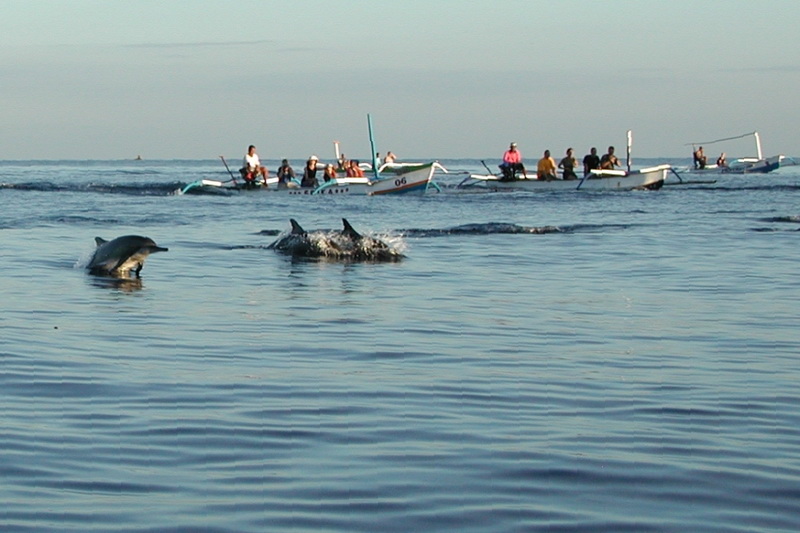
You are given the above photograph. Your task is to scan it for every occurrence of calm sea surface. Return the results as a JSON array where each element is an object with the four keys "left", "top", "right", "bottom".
[{"left": 1, "top": 158, "right": 799, "bottom": 532}]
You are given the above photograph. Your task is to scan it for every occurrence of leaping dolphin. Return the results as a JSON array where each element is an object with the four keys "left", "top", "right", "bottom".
[
  {"left": 267, "top": 219, "right": 403, "bottom": 261},
  {"left": 86, "top": 235, "right": 168, "bottom": 277}
]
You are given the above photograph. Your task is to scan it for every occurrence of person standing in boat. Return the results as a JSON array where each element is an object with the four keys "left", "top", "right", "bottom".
[
  {"left": 383, "top": 151, "right": 397, "bottom": 164},
  {"left": 301, "top": 156, "right": 320, "bottom": 188},
  {"left": 537, "top": 150, "right": 558, "bottom": 180},
  {"left": 558, "top": 147, "right": 578, "bottom": 180},
  {"left": 693, "top": 146, "right": 707, "bottom": 169},
  {"left": 599, "top": 146, "right": 621, "bottom": 170},
  {"left": 582, "top": 147, "right": 600, "bottom": 177},
  {"left": 499, "top": 142, "right": 527, "bottom": 180},
  {"left": 242, "top": 145, "right": 269, "bottom": 186},
  {"left": 276, "top": 159, "right": 297, "bottom": 189}
]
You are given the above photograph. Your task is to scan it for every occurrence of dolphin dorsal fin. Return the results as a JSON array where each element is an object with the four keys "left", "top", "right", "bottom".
[
  {"left": 341, "top": 218, "right": 361, "bottom": 239},
  {"left": 94, "top": 237, "right": 108, "bottom": 246},
  {"left": 289, "top": 219, "right": 306, "bottom": 235}
]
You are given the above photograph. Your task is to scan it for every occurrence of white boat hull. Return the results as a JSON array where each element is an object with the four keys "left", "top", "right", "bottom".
[
  {"left": 684, "top": 132, "right": 782, "bottom": 174},
  {"left": 183, "top": 162, "right": 438, "bottom": 196},
  {"left": 681, "top": 155, "right": 782, "bottom": 175},
  {"left": 460, "top": 165, "right": 670, "bottom": 192},
  {"left": 308, "top": 162, "right": 437, "bottom": 196}
]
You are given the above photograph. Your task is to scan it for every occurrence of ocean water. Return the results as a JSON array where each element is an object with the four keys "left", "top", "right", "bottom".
[{"left": 1, "top": 158, "right": 799, "bottom": 532}]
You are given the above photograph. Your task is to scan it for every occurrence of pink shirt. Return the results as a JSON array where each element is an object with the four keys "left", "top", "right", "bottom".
[{"left": 503, "top": 149, "right": 522, "bottom": 164}]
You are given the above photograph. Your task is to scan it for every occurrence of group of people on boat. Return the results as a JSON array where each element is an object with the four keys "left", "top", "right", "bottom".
[
  {"left": 274, "top": 155, "right": 333, "bottom": 189},
  {"left": 240, "top": 145, "right": 388, "bottom": 189},
  {"left": 499, "top": 143, "right": 621, "bottom": 181},
  {"left": 693, "top": 146, "right": 727, "bottom": 169}
]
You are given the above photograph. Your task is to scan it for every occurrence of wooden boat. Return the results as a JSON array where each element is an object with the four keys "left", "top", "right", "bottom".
[
  {"left": 311, "top": 161, "right": 438, "bottom": 195},
  {"left": 181, "top": 162, "right": 438, "bottom": 196},
  {"left": 686, "top": 155, "right": 783, "bottom": 175},
  {"left": 459, "top": 130, "right": 669, "bottom": 192},
  {"left": 183, "top": 115, "right": 440, "bottom": 196},
  {"left": 683, "top": 132, "right": 783, "bottom": 174},
  {"left": 458, "top": 164, "right": 670, "bottom": 192}
]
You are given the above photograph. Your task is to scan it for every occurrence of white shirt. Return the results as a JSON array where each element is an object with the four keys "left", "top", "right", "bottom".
[{"left": 244, "top": 153, "right": 260, "bottom": 170}]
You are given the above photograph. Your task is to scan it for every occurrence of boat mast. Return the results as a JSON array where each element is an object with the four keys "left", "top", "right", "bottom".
[
  {"left": 626, "top": 130, "right": 632, "bottom": 172},
  {"left": 367, "top": 114, "right": 379, "bottom": 179},
  {"left": 754, "top": 131, "right": 763, "bottom": 160}
]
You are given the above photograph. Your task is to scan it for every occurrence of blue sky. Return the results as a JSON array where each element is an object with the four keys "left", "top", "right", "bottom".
[{"left": 1, "top": 0, "right": 798, "bottom": 160}]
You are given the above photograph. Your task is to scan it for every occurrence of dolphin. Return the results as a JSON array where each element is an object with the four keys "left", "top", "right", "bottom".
[
  {"left": 267, "top": 219, "right": 403, "bottom": 261},
  {"left": 86, "top": 235, "right": 168, "bottom": 277},
  {"left": 337, "top": 218, "right": 396, "bottom": 260},
  {"left": 266, "top": 219, "right": 314, "bottom": 256}
]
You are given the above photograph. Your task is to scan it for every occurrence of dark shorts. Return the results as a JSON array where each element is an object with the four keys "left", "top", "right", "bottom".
[{"left": 500, "top": 162, "right": 525, "bottom": 180}]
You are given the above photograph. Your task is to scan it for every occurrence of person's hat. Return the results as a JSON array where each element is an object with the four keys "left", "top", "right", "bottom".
[
  {"left": 510, "top": 142, "right": 517, "bottom": 147},
  {"left": 309, "top": 155, "right": 318, "bottom": 161}
]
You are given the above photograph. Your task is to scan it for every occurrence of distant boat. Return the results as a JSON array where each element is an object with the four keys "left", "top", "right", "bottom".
[{"left": 684, "top": 132, "right": 783, "bottom": 174}]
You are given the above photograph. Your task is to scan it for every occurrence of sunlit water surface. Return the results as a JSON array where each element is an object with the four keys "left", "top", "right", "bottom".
[{"left": 1, "top": 159, "right": 799, "bottom": 532}]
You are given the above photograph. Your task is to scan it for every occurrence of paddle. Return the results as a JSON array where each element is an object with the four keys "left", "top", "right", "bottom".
[{"left": 219, "top": 156, "right": 238, "bottom": 185}]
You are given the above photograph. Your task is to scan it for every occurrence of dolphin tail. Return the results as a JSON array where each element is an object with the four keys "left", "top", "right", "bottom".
[
  {"left": 290, "top": 219, "right": 306, "bottom": 235},
  {"left": 94, "top": 237, "right": 108, "bottom": 247},
  {"left": 341, "top": 218, "right": 361, "bottom": 240}
]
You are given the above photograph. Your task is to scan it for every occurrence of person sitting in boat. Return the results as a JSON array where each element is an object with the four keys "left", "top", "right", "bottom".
[
  {"left": 383, "top": 151, "right": 397, "bottom": 164},
  {"left": 241, "top": 145, "right": 269, "bottom": 187},
  {"left": 599, "top": 146, "right": 621, "bottom": 170},
  {"left": 693, "top": 146, "right": 707, "bottom": 169},
  {"left": 716, "top": 152, "right": 727, "bottom": 168},
  {"left": 276, "top": 159, "right": 297, "bottom": 189},
  {"left": 337, "top": 153, "right": 348, "bottom": 172},
  {"left": 582, "top": 147, "right": 600, "bottom": 177},
  {"left": 301, "top": 156, "right": 320, "bottom": 188},
  {"left": 323, "top": 164, "right": 337, "bottom": 183},
  {"left": 346, "top": 160, "right": 365, "bottom": 178},
  {"left": 537, "top": 149, "right": 558, "bottom": 181},
  {"left": 558, "top": 147, "right": 578, "bottom": 180},
  {"left": 499, "top": 142, "right": 527, "bottom": 180}
]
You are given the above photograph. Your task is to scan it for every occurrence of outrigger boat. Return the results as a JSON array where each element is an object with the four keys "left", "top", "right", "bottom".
[
  {"left": 181, "top": 160, "right": 440, "bottom": 196},
  {"left": 290, "top": 161, "right": 439, "bottom": 196},
  {"left": 458, "top": 165, "right": 670, "bottom": 192},
  {"left": 458, "top": 130, "right": 671, "bottom": 192},
  {"left": 684, "top": 132, "right": 784, "bottom": 174},
  {"left": 182, "top": 114, "right": 441, "bottom": 196}
]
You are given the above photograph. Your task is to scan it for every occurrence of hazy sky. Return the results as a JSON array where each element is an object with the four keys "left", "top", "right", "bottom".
[{"left": 1, "top": 0, "right": 798, "bottom": 160}]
